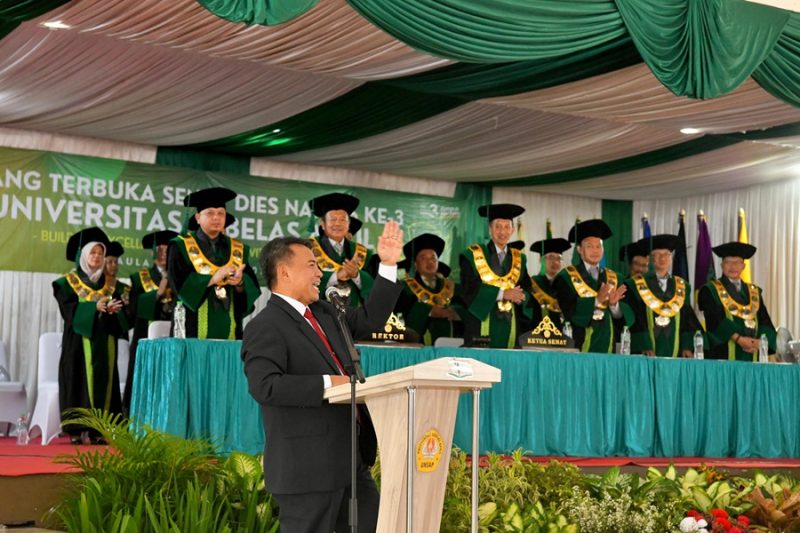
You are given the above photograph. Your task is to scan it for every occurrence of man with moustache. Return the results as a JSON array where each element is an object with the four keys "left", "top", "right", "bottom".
[
  {"left": 528, "top": 237, "right": 572, "bottom": 331},
  {"left": 241, "top": 220, "right": 403, "bottom": 533},
  {"left": 619, "top": 239, "right": 650, "bottom": 279}
]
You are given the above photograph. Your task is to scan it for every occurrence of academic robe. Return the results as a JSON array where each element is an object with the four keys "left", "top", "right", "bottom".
[
  {"left": 698, "top": 276, "right": 776, "bottom": 361},
  {"left": 459, "top": 242, "right": 533, "bottom": 349},
  {"left": 529, "top": 274, "right": 564, "bottom": 331},
  {"left": 394, "top": 272, "right": 465, "bottom": 345},
  {"left": 624, "top": 273, "right": 702, "bottom": 357},
  {"left": 311, "top": 236, "right": 375, "bottom": 307},
  {"left": 167, "top": 230, "right": 260, "bottom": 340},
  {"left": 52, "top": 269, "right": 128, "bottom": 434}
]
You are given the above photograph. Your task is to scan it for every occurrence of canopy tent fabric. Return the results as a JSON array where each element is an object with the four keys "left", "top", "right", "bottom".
[{"left": 0, "top": 0, "right": 798, "bottom": 199}]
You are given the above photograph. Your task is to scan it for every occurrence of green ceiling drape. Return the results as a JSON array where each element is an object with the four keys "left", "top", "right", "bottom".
[
  {"left": 196, "top": 0, "right": 319, "bottom": 25},
  {"left": 347, "top": 0, "right": 626, "bottom": 63},
  {"left": 614, "top": 0, "right": 789, "bottom": 99},
  {"left": 381, "top": 34, "right": 641, "bottom": 99},
  {"left": 753, "top": 15, "right": 800, "bottom": 108}
]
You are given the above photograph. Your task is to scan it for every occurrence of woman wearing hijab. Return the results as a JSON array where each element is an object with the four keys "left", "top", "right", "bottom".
[{"left": 52, "top": 227, "right": 128, "bottom": 444}]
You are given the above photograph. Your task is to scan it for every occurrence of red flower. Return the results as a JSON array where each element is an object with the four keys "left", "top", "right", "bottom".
[
  {"left": 687, "top": 509, "right": 701, "bottom": 518},
  {"left": 717, "top": 517, "right": 732, "bottom": 530},
  {"left": 729, "top": 528, "right": 743, "bottom": 533},
  {"left": 711, "top": 508, "right": 729, "bottom": 519},
  {"left": 736, "top": 515, "right": 750, "bottom": 527}
]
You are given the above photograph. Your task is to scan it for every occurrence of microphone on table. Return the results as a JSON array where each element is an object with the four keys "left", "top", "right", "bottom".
[{"left": 325, "top": 286, "right": 348, "bottom": 312}]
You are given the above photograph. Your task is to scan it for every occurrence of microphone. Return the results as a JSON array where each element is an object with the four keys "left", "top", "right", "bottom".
[{"left": 325, "top": 286, "right": 348, "bottom": 311}]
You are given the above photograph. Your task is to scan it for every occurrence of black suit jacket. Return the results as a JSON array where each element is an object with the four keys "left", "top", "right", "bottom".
[{"left": 241, "top": 275, "right": 402, "bottom": 495}]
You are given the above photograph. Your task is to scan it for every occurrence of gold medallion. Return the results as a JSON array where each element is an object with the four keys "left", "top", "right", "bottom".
[
  {"left": 744, "top": 318, "right": 756, "bottom": 329},
  {"left": 655, "top": 315, "right": 670, "bottom": 327},
  {"left": 592, "top": 309, "right": 605, "bottom": 321},
  {"left": 215, "top": 285, "right": 227, "bottom": 300}
]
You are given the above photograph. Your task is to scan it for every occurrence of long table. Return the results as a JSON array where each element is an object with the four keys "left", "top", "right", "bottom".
[{"left": 130, "top": 339, "right": 800, "bottom": 457}]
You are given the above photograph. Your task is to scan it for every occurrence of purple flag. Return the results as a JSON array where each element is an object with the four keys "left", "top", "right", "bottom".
[{"left": 694, "top": 212, "right": 715, "bottom": 291}]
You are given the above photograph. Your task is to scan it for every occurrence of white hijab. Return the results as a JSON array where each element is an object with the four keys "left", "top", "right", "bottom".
[{"left": 79, "top": 241, "right": 106, "bottom": 283}]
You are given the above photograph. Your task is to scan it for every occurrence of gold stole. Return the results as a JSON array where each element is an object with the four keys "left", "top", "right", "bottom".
[
  {"left": 711, "top": 279, "right": 760, "bottom": 325},
  {"left": 633, "top": 275, "right": 686, "bottom": 319},
  {"left": 564, "top": 265, "right": 618, "bottom": 309},
  {"left": 405, "top": 275, "right": 454, "bottom": 307},
  {"left": 310, "top": 238, "right": 367, "bottom": 272},
  {"left": 530, "top": 278, "right": 560, "bottom": 313},
  {"left": 65, "top": 271, "right": 115, "bottom": 302},
  {"left": 180, "top": 234, "right": 245, "bottom": 285},
  {"left": 468, "top": 244, "right": 522, "bottom": 312},
  {"left": 138, "top": 268, "right": 159, "bottom": 293}
]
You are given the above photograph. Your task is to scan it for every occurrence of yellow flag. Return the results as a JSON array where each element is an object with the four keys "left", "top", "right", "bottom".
[{"left": 738, "top": 208, "right": 751, "bottom": 283}]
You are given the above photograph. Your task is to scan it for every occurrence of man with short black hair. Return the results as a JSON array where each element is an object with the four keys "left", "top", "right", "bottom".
[{"left": 242, "top": 221, "right": 403, "bottom": 533}]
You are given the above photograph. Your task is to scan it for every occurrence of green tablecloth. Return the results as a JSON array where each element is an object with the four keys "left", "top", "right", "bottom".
[{"left": 130, "top": 339, "right": 800, "bottom": 457}]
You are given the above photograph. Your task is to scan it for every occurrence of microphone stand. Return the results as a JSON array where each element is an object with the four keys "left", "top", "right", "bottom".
[{"left": 329, "top": 297, "right": 366, "bottom": 533}]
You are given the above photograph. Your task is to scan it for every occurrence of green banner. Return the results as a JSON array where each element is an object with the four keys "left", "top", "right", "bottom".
[{"left": 0, "top": 147, "right": 478, "bottom": 280}]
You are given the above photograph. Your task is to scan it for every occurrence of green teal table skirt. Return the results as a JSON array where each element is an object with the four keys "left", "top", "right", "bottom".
[{"left": 130, "top": 339, "right": 800, "bottom": 457}]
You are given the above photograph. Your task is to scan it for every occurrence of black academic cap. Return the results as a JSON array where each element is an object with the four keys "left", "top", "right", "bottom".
[
  {"left": 106, "top": 241, "right": 125, "bottom": 258},
  {"left": 65, "top": 226, "right": 109, "bottom": 262},
  {"left": 348, "top": 217, "right": 363, "bottom": 236},
  {"left": 189, "top": 213, "right": 236, "bottom": 231},
  {"left": 568, "top": 219, "right": 613, "bottom": 243},
  {"left": 713, "top": 242, "right": 756, "bottom": 259},
  {"left": 643, "top": 234, "right": 680, "bottom": 253},
  {"left": 142, "top": 230, "right": 179, "bottom": 250},
  {"left": 618, "top": 240, "right": 650, "bottom": 262},
  {"left": 478, "top": 203, "right": 525, "bottom": 221},
  {"left": 182, "top": 187, "right": 236, "bottom": 211},
  {"left": 309, "top": 192, "right": 359, "bottom": 217},
  {"left": 507, "top": 240, "right": 525, "bottom": 250},
  {"left": 438, "top": 262, "right": 452, "bottom": 277},
  {"left": 402, "top": 233, "right": 445, "bottom": 263},
  {"left": 530, "top": 238, "right": 571, "bottom": 255}
]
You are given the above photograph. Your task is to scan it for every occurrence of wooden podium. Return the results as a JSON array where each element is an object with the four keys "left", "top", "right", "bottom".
[{"left": 325, "top": 357, "right": 501, "bottom": 532}]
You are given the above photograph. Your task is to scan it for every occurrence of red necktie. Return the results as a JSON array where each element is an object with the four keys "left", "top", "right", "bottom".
[{"left": 304, "top": 308, "right": 348, "bottom": 376}]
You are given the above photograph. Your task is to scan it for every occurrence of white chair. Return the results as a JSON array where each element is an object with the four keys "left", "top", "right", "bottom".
[
  {"left": 433, "top": 337, "right": 464, "bottom": 348},
  {"left": 117, "top": 338, "right": 130, "bottom": 398},
  {"left": 0, "top": 340, "right": 28, "bottom": 436},
  {"left": 29, "top": 332, "right": 62, "bottom": 445},
  {"left": 147, "top": 320, "right": 171, "bottom": 339}
]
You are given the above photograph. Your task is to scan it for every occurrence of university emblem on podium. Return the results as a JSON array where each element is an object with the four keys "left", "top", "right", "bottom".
[{"left": 416, "top": 429, "right": 444, "bottom": 472}]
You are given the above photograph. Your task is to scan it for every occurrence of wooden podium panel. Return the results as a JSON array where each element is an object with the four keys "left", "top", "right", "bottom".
[{"left": 326, "top": 358, "right": 501, "bottom": 532}]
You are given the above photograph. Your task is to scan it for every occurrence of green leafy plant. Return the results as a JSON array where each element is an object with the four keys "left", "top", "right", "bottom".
[{"left": 44, "top": 408, "right": 279, "bottom": 533}]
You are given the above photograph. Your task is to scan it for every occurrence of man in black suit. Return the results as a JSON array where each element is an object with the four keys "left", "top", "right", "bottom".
[{"left": 241, "top": 220, "right": 403, "bottom": 533}]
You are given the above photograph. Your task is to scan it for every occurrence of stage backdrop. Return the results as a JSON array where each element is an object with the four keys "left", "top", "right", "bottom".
[{"left": 0, "top": 146, "right": 487, "bottom": 277}]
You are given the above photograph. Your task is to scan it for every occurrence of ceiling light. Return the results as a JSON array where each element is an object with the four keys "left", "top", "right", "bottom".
[
  {"left": 41, "top": 20, "right": 71, "bottom": 29},
  {"left": 680, "top": 127, "right": 701, "bottom": 135},
  {"left": 272, "top": 129, "right": 281, "bottom": 133}
]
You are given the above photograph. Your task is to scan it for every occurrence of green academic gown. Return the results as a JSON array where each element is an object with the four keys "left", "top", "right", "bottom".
[
  {"left": 624, "top": 273, "right": 702, "bottom": 357},
  {"left": 553, "top": 263, "right": 633, "bottom": 353},
  {"left": 458, "top": 242, "right": 533, "bottom": 349},
  {"left": 167, "top": 230, "right": 260, "bottom": 340},
  {"left": 124, "top": 266, "right": 173, "bottom": 411},
  {"left": 311, "top": 236, "right": 375, "bottom": 307},
  {"left": 698, "top": 277, "right": 776, "bottom": 361},
  {"left": 52, "top": 270, "right": 128, "bottom": 435},
  {"left": 394, "top": 273, "right": 465, "bottom": 345},
  {"left": 529, "top": 274, "right": 564, "bottom": 331}
]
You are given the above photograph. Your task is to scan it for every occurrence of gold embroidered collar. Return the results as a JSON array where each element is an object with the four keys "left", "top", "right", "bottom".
[
  {"left": 405, "top": 275, "right": 454, "bottom": 307},
  {"left": 310, "top": 238, "right": 367, "bottom": 272},
  {"left": 180, "top": 234, "right": 244, "bottom": 285},
  {"left": 66, "top": 271, "right": 115, "bottom": 302},
  {"left": 564, "top": 265, "right": 618, "bottom": 309},
  {"left": 469, "top": 244, "right": 523, "bottom": 313},
  {"left": 633, "top": 274, "right": 686, "bottom": 318},
  {"left": 711, "top": 279, "right": 760, "bottom": 320},
  {"left": 530, "top": 277, "right": 560, "bottom": 312},
  {"left": 138, "top": 268, "right": 159, "bottom": 293}
]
